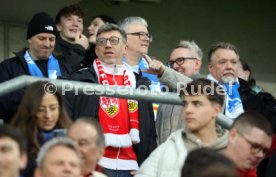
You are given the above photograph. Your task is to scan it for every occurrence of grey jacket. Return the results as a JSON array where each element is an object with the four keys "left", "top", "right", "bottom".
[
  {"left": 182, "top": 125, "right": 228, "bottom": 153},
  {"left": 156, "top": 69, "right": 198, "bottom": 145},
  {"left": 156, "top": 103, "right": 183, "bottom": 145},
  {"left": 159, "top": 67, "right": 192, "bottom": 90},
  {"left": 135, "top": 127, "right": 228, "bottom": 177}
]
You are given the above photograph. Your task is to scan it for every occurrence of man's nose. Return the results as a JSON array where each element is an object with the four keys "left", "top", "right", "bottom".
[
  {"left": 225, "top": 61, "right": 234, "bottom": 69},
  {"left": 105, "top": 39, "right": 112, "bottom": 47},
  {"left": 184, "top": 104, "right": 193, "bottom": 113},
  {"left": 44, "top": 39, "right": 50, "bottom": 47},
  {"left": 63, "top": 162, "right": 73, "bottom": 172},
  {"left": 72, "top": 19, "right": 79, "bottom": 26}
]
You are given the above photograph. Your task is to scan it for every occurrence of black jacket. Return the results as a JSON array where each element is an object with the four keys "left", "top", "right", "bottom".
[
  {"left": 55, "top": 36, "right": 86, "bottom": 69},
  {"left": 63, "top": 66, "right": 157, "bottom": 165},
  {"left": 238, "top": 78, "right": 276, "bottom": 131},
  {"left": 0, "top": 49, "right": 73, "bottom": 123},
  {"left": 76, "top": 44, "right": 97, "bottom": 70}
]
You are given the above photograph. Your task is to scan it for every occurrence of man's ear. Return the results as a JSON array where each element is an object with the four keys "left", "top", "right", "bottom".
[
  {"left": 228, "top": 128, "right": 238, "bottom": 143},
  {"left": 122, "top": 44, "right": 127, "bottom": 56},
  {"left": 244, "top": 70, "right": 250, "bottom": 80},
  {"left": 56, "top": 24, "right": 62, "bottom": 32},
  {"left": 20, "top": 152, "right": 28, "bottom": 170},
  {"left": 212, "top": 103, "right": 222, "bottom": 118},
  {"left": 208, "top": 63, "right": 213, "bottom": 73},
  {"left": 195, "top": 59, "right": 202, "bottom": 71},
  {"left": 95, "top": 46, "right": 99, "bottom": 57}
]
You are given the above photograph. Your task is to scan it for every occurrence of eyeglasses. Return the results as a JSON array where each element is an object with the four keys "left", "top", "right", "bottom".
[
  {"left": 96, "top": 36, "right": 120, "bottom": 46},
  {"left": 127, "top": 32, "right": 153, "bottom": 42},
  {"left": 167, "top": 57, "right": 197, "bottom": 68},
  {"left": 237, "top": 130, "right": 269, "bottom": 157}
]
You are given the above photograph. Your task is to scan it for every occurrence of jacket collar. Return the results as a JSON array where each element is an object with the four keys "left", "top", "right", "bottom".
[{"left": 182, "top": 125, "right": 228, "bottom": 151}]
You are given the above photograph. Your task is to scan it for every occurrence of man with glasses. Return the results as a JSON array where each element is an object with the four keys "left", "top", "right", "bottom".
[
  {"left": 224, "top": 111, "right": 273, "bottom": 177},
  {"left": 156, "top": 40, "right": 203, "bottom": 145},
  {"left": 119, "top": 17, "right": 153, "bottom": 70},
  {"left": 119, "top": 16, "right": 161, "bottom": 119},
  {"left": 167, "top": 40, "right": 202, "bottom": 79},
  {"left": 64, "top": 23, "right": 156, "bottom": 177}
]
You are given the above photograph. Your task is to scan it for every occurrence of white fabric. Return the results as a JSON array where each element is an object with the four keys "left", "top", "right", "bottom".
[
  {"left": 135, "top": 129, "right": 188, "bottom": 177},
  {"left": 93, "top": 60, "right": 136, "bottom": 87},
  {"left": 99, "top": 157, "right": 139, "bottom": 170},
  {"left": 129, "top": 128, "right": 140, "bottom": 144},
  {"left": 104, "top": 133, "right": 132, "bottom": 148}
]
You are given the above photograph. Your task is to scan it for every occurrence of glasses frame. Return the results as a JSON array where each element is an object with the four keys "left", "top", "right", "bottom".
[
  {"left": 167, "top": 57, "right": 197, "bottom": 68},
  {"left": 236, "top": 129, "right": 269, "bottom": 157},
  {"left": 96, "top": 36, "right": 121, "bottom": 46},
  {"left": 127, "top": 32, "right": 153, "bottom": 42}
]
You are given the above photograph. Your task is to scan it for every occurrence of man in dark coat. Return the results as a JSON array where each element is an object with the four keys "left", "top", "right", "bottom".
[
  {"left": 0, "top": 12, "right": 72, "bottom": 123},
  {"left": 206, "top": 42, "right": 276, "bottom": 177},
  {"left": 207, "top": 42, "right": 276, "bottom": 130},
  {"left": 63, "top": 23, "right": 156, "bottom": 176}
]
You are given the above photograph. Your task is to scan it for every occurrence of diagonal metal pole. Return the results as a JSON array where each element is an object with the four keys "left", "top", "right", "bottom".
[
  {"left": 0, "top": 75, "right": 183, "bottom": 104},
  {"left": 0, "top": 75, "right": 232, "bottom": 129}
]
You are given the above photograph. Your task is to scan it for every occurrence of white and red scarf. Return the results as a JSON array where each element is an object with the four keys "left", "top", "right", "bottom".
[{"left": 94, "top": 59, "right": 140, "bottom": 148}]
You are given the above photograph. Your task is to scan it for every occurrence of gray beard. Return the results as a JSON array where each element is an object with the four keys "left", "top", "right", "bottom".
[{"left": 221, "top": 76, "right": 236, "bottom": 84}]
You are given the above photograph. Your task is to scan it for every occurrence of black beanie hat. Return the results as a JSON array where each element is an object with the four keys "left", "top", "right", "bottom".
[{"left": 26, "top": 12, "right": 57, "bottom": 39}]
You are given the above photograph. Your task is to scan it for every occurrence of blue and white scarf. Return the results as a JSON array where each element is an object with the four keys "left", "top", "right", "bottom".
[
  {"left": 207, "top": 74, "right": 244, "bottom": 119},
  {"left": 223, "top": 82, "right": 244, "bottom": 119},
  {"left": 24, "top": 50, "right": 61, "bottom": 79}
]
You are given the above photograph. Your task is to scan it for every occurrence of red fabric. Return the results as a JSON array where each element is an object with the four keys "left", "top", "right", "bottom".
[
  {"left": 95, "top": 59, "right": 139, "bottom": 135},
  {"left": 95, "top": 165, "right": 103, "bottom": 172},
  {"left": 237, "top": 168, "right": 257, "bottom": 177},
  {"left": 95, "top": 59, "right": 139, "bottom": 162},
  {"left": 98, "top": 73, "right": 138, "bottom": 135}
]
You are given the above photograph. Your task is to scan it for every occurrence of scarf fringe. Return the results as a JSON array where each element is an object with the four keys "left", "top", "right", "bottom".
[
  {"left": 105, "top": 133, "right": 132, "bottom": 147},
  {"left": 129, "top": 128, "right": 140, "bottom": 144}
]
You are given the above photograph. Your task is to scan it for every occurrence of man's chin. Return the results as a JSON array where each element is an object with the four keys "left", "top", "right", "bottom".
[
  {"left": 139, "top": 49, "right": 148, "bottom": 56},
  {"left": 221, "top": 76, "right": 236, "bottom": 84},
  {"left": 61, "top": 33, "right": 76, "bottom": 41},
  {"left": 242, "top": 165, "right": 255, "bottom": 172},
  {"left": 102, "top": 58, "right": 118, "bottom": 64},
  {"left": 40, "top": 55, "right": 51, "bottom": 60}
]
